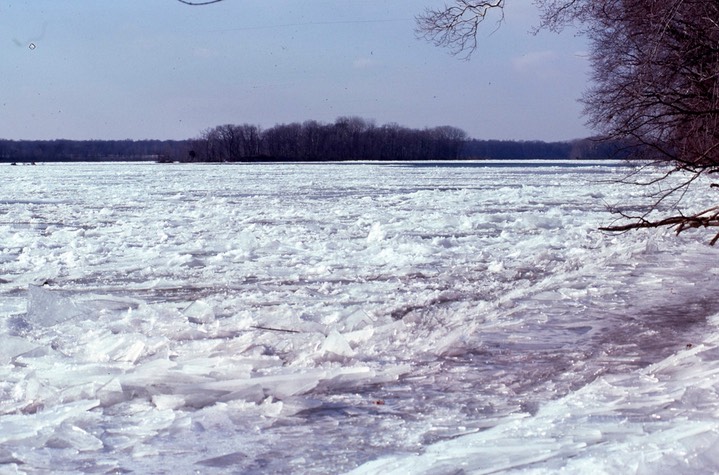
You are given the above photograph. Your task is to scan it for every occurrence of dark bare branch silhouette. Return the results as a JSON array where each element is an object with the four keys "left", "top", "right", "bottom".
[
  {"left": 176, "top": 0, "right": 225, "bottom": 5},
  {"left": 415, "top": 1, "right": 504, "bottom": 59},
  {"left": 418, "top": 1, "right": 719, "bottom": 243}
]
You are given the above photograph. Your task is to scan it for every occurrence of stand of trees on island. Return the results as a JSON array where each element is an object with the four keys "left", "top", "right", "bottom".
[{"left": 0, "top": 117, "right": 624, "bottom": 163}]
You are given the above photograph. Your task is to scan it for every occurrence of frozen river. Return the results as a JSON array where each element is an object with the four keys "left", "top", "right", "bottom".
[{"left": 2, "top": 161, "right": 719, "bottom": 474}]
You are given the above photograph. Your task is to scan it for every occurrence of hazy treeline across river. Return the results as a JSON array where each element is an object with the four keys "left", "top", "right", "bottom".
[{"left": 1, "top": 119, "right": 623, "bottom": 163}]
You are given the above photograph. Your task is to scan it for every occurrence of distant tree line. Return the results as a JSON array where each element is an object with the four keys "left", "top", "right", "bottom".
[
  {"left": 0, "top": 117, "right": 623, "bottom": 163},
  {"left": 463, "top": 138, "right": 631, "bottom": 160},
  {"left": 187, "top": 117, "right": 468, "bottom": 162},
  {"left": 0, "top": 139, "right": 188, "bottom": 163}
]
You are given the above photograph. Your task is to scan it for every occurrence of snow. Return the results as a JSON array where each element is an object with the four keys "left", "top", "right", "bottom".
[{"left": 1, "top": 161, "right": 719, "bottom": 474}]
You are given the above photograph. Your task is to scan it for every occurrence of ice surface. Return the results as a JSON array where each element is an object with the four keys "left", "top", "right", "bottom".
[
  {"left": 26, "top": 285, "right": 83, "bottom": 327},
  {"left": 350, "top": 335, "right": 719, "bottom": 474},
  {"left": 0, "top": 335, "right": 38, "bottom": 364},
  {"left": 1, "top": 161, "right": 719, "bottom": 473},
  {"left": 182, "top": 299, "right": 215, "bottom": 324},
  {"left": 321, "top": 329, "right": 356, "bottom": 359},
  {"left": 25, "top": 284, "right": 140, "bottom": 328}
]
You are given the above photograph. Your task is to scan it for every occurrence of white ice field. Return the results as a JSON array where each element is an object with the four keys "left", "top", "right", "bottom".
[{"left": 2, "top": 161, "right": 719, "bottom": 474}]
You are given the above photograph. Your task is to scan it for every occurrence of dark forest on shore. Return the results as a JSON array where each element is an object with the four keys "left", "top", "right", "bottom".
[{"left": 0, "top": 118, "right": 625, "bottom": 163}]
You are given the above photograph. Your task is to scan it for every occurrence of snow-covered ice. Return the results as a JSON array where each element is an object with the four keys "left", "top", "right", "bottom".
[{"left": 1, "top": 161, "right": 719, "bottom": 474}]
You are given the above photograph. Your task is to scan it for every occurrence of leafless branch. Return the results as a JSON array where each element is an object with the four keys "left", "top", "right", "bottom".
[
  {"left": 176, "top": 0, "right": 225, "bottom": 5},
  {"left": 600, "top": 204, "right": 719, "bottom": 245},
  {"left": 415, "top": 1, "right": 505, "bottom": 59}
]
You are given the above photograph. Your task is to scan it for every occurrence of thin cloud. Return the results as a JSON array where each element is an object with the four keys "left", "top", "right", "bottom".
[
  {"left": 352, "top": 57, "right": 376, "bottom": 69},
  {"left": 193, "top": 47, "right": 219, "bottom": 59},
  {"left": 512, "top": 50, "right": 559, "bottom": 74}
]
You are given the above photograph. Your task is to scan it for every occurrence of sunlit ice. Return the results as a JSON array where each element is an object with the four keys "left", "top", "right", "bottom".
[{"left": 1, "top": 161, "right": 718, "bottom": 473}]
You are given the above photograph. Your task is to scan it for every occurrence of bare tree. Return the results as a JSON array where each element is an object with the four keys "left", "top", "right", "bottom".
[
  {"left": 237, "top": 124, "right": 263, "bottom": 158},
  {"left": 576, "top": 2, "right": 719, "bottom": 242},
  {"left": 418, "top": 0, "right": 719, "bottom": 243}
]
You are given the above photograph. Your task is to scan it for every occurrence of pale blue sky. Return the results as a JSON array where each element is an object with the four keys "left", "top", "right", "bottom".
[{"left": 2, "top": 1, "right": 591, "bottom": 141}]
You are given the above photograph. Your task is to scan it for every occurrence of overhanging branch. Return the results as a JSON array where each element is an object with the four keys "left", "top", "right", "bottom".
[
  {"left": 415, "top": 1, "right": 504, "bottom": 58},
  {"left": 176, "top": 0, "right": 225, "bottom": 5},
  {"left": 601, "top": 205, "right": 719, "bottom": 245}
]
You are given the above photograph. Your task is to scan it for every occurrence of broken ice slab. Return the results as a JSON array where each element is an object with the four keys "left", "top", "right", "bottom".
[
  {"left": 46, "top": 422, "right": 104, "bottom": 452},
  {"left": 183, "top": 300, "right": 216, "bottom": 324},
  {"left": 198, "top": 371, "right": 325, "bottom": 400},
  {"left": 25, "top": 285, "right": 141, "bottom": 327},
  {"left": 0, "top": 335, "right": 39, "bottom": 364},
  {"left": 27, "top": 285, "right": 83, "bottom": 326},
  {"left": 320, "top": 329, "right": 355, "bottom": 359},
  {"left": 0, "top": 399, "right": 101, "bottom": 445}
]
